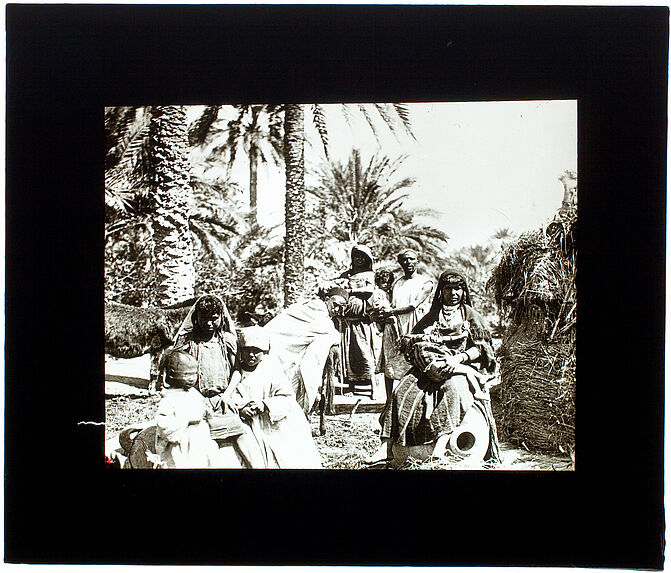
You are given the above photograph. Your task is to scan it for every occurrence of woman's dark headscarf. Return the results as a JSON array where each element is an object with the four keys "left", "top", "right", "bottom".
[
  {"left": 412, "top": 270, "right": 473, "bottom": 334},
  {"left": 350, "top": 245, "right": 373, "bottom": 273}
]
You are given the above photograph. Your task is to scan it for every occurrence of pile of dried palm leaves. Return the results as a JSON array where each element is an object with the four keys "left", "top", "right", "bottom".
[{"left": 488, "top": 205, "right": 576, "bottom": 454}]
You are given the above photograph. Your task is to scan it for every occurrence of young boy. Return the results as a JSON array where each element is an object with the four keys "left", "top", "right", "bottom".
[{"left": 230, "top": 326, "right": 322, "bottom": 469}]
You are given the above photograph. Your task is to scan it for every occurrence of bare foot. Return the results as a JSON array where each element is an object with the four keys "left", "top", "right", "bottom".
[{"left": 364, "top": 442, "right": 392, "bottom": 464}]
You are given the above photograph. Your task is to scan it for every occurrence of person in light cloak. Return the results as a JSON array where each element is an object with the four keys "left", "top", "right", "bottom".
[{"left": 230, "top": 326, "right": 323, "bottom": 469}]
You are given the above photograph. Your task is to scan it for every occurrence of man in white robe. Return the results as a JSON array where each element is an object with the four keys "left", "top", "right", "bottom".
[{"left": 378, "top": 249, "right": 434, "bottom": 397}]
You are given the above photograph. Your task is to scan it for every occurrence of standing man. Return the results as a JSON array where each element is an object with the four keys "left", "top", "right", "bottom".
[{"left": 379, "top": 249, "right": 434, "bottom": 398}]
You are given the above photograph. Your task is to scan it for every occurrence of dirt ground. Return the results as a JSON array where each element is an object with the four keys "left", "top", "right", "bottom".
[{"left": 105, "top": 394, "right": 573, "bottom": 471}]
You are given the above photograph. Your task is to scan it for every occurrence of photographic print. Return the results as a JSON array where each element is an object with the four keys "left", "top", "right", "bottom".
[
  {"left": 104, "top": 101, "right": 577, "bottom": 471},
  {"left": 7, "top": 3, "right": 666, "bottom": 567}
]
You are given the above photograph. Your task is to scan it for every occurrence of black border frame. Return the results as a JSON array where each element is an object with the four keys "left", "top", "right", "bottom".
[{"left": 5, "top": 4, "right": 667, "bottom": 567}]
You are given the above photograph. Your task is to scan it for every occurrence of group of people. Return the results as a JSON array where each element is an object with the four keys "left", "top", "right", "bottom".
[
  {"left": 153, "top": 294, "right": 322, "bottom": 469},
  {"left": 322, "top": 245, "right": 501, "bottom": 466},
  {"left": 138, "top": 243, "right": 500, "bottom": 469},
  {"left": 324, "top": 245, "right": 435, "bottom": 400}
]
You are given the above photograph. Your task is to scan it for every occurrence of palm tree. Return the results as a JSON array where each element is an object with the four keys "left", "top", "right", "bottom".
[
  {"left": 306, "top": 149, "right": 449, "bottom": 272},
  {"left": 282, "top": 103, "right": 416, "bottom": 306},
  {"left": 189, "top": 104, "right": 283, "bottom": 223},
  {"left": 106, "top": 105, "right": 246, "bottom": 307},
  {"left": 283, "top": 104, "right": 305, "bottom": 306},
  {"left": 148, "top": 106, "right": 196, "bottom": 306}
]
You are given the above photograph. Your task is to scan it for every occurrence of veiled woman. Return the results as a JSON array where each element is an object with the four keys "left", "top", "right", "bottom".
[
  {"left": 171, "top": 294, "right": 238, "bottom": 411},
  {"left": 378, "top": 270, "right": 501, "bottom": 465}
]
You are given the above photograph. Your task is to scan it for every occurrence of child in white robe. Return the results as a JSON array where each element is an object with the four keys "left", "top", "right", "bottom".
[
  {"left": 155, "top": 350, "right": 220, "bottom": 469},
  {"left": 231, "top": 326, "right": 323, "bottom": 469}
]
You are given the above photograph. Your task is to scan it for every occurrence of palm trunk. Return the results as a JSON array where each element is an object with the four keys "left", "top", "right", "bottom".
[
  {"left": 149, "top": 105, "right": 195, "bottom": 307},
  {"left": 283, "top": 104, "right": 305, "bottom": 307},
  {"left": 249, "top": 142, "right": 259, "bottom": 223}
]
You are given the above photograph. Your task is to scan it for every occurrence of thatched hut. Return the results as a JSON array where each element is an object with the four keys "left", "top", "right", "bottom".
[{"left": 488, "top": 204, "right": 576, "bottom": 456}]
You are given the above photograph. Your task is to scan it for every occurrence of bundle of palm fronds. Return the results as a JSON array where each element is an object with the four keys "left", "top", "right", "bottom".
[
  {"left": 491, "top": 331, "right": 575, "bottom": 454},
  {"left": 488, "top": 205, "right": 576, "bottom": 341},
  {"left": 489, "top": 204, "right": 576, "bottom": 453}
]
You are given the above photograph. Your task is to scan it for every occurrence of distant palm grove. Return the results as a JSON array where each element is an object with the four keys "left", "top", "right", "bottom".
[{"left": 105, "top": 104, "right": 507, "bottom": 325}]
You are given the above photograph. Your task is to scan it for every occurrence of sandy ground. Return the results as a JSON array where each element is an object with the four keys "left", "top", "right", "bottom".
[
  {"left": 105, "top": 393, "right": 573, "bottom": 471},
  {"left": 105, "top": 354, "right": 573, "bottom": 470}
]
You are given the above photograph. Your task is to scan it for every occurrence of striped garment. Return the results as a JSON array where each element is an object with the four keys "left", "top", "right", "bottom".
[{"left": 380, "top": 368, "right": 475, "bottom": 447}]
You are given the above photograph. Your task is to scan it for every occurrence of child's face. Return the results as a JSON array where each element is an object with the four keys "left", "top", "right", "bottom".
[
  {"left": 196, "top": 310, "right": 222, "bottom": 334},
  {"left": 376, "top": 277, "right": 392, "bottom": 292},
  {"left": 240, "top": 346, "right": 267, "bottom": 368}
]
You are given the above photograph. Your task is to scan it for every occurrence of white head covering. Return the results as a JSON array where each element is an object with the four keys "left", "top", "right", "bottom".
[{"left": 238, "top": 325, "right": 271, "bottom": 351}]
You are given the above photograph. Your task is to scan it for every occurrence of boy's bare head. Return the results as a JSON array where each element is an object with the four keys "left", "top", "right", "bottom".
[{"left": 162, "top": 350, "right": 198, "bottom": 389}]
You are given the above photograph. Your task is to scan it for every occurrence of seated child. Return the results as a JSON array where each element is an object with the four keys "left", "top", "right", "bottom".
[
  {"left": 401, "top": 319, "right": 488, "bottom": 402},
  {"left": 156, "top": 349, "right": 265, "bottom": 469},
  {"left": 155, "top": 350, "right": 221, "bottom": 468},
  {"left": 230, "top": 326, "right": 323, "bottom": 469}
]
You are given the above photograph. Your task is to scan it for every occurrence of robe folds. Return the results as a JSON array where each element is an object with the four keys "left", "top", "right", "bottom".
[
  {"left": 155, "top": 387, "right": 220, "bottom": 468},
  {"left": 231, "top": 354, "right": 323, "bottom": 469},
  {"left": 380, "top": 273, "right": 434, "bottom": 380}
]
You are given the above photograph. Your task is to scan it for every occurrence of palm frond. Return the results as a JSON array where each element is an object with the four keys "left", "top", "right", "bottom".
[
  {"left": 311, "top": 104, "right": 330, "bottom": 159},
  {"left": 374, "top": 103, "right": 402, "bottom": 143},
  {"left": 188, "top": 106, "right": 220, "bottom": 145},
  {"left": 341, "top": 103, "right": 354, "bottom": 128},
  {"left": 357, "top": 104, "right": 380, "bottom": 141},
  {"left": 392, "top": 103, "right": 416, "bottom": 140}
]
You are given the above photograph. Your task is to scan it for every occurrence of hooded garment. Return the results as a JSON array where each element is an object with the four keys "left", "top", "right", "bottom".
[
  {"left": 262, "top": 297, "right": 341, "bottom": 413},
  {"left": 412, "top": 269, "right": 495, "bottom": 371},
  {"left": 339, "top": 245, "right": 375, "bottom": 295},
  {"left": 336, "top": 244, "right": 381, "bottom": 385},
  {"left": 170, "top": 294, "right": 238, "bottom": 411}
]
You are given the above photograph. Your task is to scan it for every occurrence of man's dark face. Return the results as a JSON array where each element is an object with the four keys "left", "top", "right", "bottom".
[
  {"left": 399, "top": 254, "right": 417, "bottom": 274},
  {"left": 352, "top": 253, "right": 368, "bottom": 270}
]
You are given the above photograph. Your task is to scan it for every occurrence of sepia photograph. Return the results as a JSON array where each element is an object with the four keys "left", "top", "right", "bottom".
[
  {"left": 104, "top": 101, "right": 577, "bottom": 471},
  {"left": 6, "top": 4, "right": 665, "bottom": 567}
]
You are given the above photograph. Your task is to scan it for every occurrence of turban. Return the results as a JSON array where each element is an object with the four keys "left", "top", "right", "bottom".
[
  {"left": 397, "top": 248, "right": 418, "bottom": 262},
  {"left": 238, "top": 326, "right": 271, "bottom": 351}
]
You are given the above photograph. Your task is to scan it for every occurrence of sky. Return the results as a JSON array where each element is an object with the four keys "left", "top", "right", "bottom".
[{"left": 190, "top": 100, "right": 577, "bottom": 251}]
